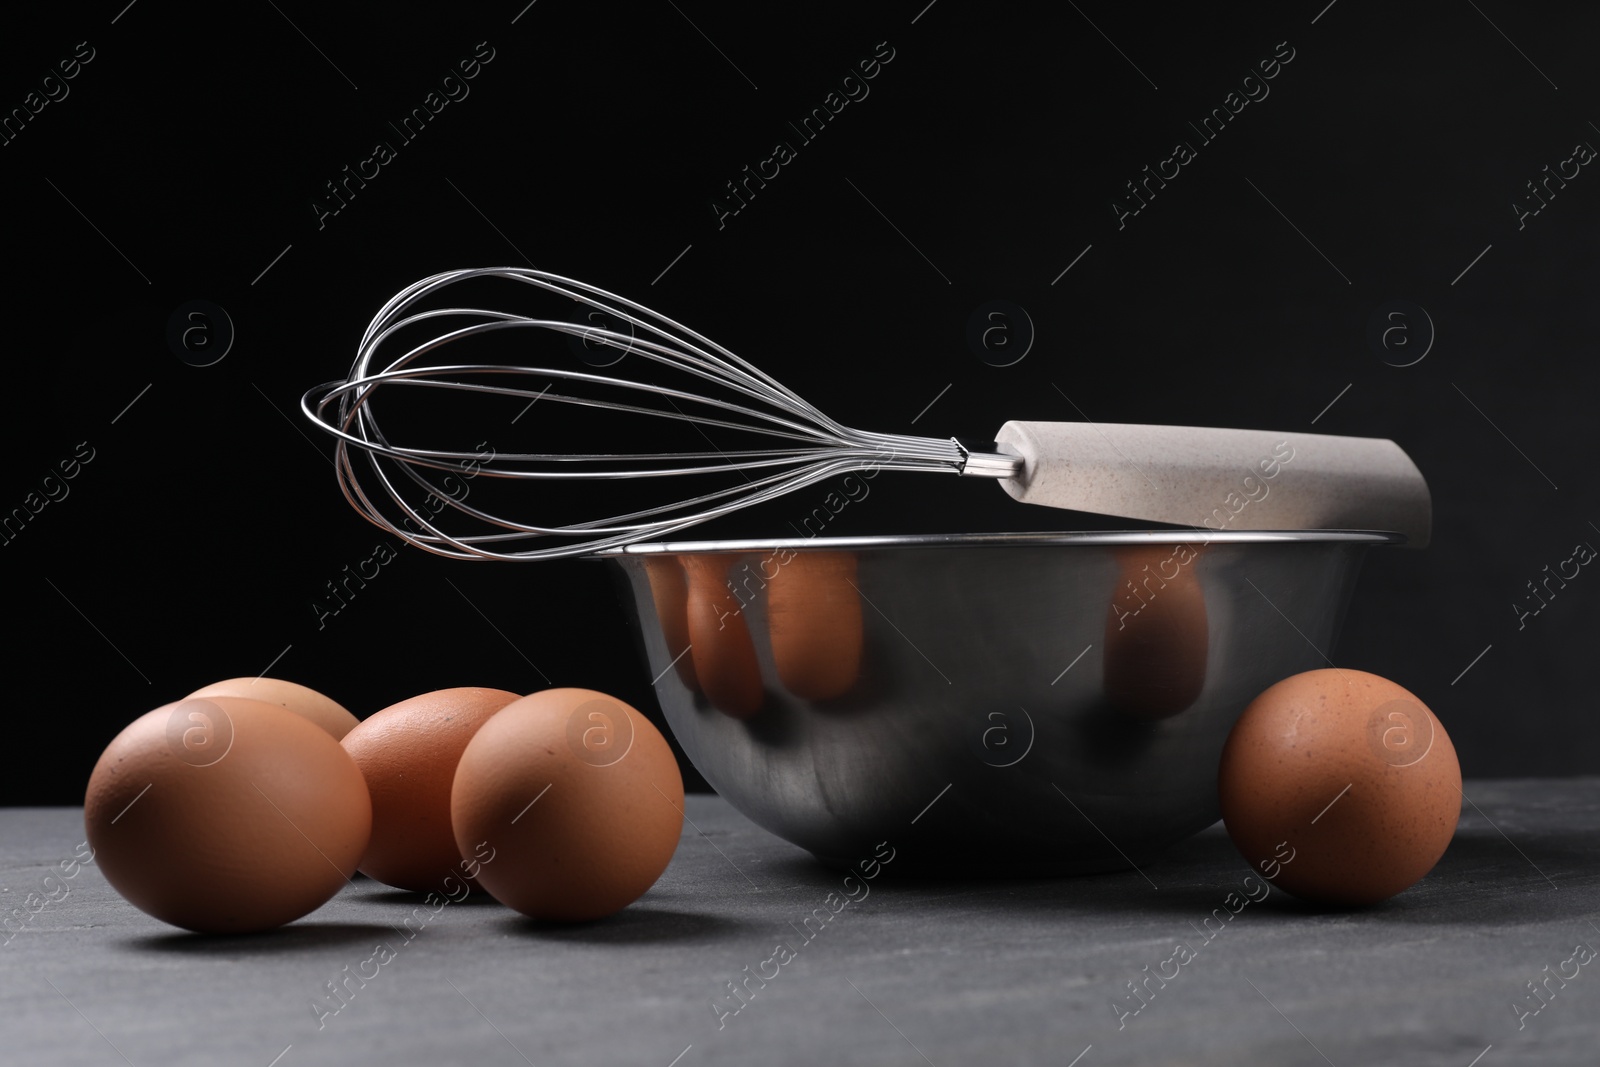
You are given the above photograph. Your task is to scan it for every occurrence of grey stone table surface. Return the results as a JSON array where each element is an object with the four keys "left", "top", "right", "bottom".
[{"left": 3, "top": 780, "right": 1598, "bottom": 1067}]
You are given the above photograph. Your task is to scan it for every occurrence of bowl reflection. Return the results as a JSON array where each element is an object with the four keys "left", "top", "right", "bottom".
[{"left": 607, "top": 530, "right": 1392, "bottom": 875}]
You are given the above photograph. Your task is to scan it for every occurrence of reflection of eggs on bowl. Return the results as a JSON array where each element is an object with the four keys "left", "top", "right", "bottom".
[
  {"left": 643, "top": 556, "right": 697, "bottom": 692},
  {"left": 1102, "top": 543, "right": 1208, "bottom": 719},
  {"left": 683, "top": 554, "right": 764, "bottom": 718},
  {"left": 767, "top": 551, "right": 863, "bottom": 701}
]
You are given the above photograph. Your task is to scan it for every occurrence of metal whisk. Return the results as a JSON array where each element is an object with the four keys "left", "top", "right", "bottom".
[{"left": 301, "top": 267, "right": 1023, "bottom": 561}]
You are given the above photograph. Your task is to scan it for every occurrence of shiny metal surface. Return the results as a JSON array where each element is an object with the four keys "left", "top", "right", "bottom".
[{"left": 606, "top": 530, "right": 1397, "bottom": 875}]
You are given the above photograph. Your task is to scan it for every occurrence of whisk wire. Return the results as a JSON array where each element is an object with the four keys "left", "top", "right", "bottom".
[{"left": 303, "top": 267, "right": 1012, "bottom": 560}]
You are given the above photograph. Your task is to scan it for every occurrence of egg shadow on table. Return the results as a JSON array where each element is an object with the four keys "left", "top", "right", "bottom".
[
  {"left": 1335, "top": 827, "right": 1600, "bottom": 927},
  {"left": 503, "top": 905, "right": 749, "bottom": 945},
  {"left": 355, "top": 887, "right": 505, "bottom": 907},
  {"left": 124, "top": 922, "right": 401, "bottom": 956},
  {"left": 1116, "top": 825, "right": 1600, "bottom": 925}
]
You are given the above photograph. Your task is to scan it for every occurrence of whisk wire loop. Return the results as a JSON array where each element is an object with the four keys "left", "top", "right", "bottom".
[{"left": 302, "top": 267, "right": 1012, "bottom": 560}]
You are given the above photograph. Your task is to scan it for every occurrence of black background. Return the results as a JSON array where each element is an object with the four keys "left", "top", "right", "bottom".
[{"left": 3, "top": 1, "right": 1596, "bottom": 805}]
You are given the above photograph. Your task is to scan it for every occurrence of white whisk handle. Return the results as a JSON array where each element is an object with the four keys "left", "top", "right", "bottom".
[{"left": 992, "top": 421, "right": 1432, "bottom": 547}]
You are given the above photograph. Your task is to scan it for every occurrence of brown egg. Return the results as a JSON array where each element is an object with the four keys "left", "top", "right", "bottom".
[
  {"left": 451, "top": 687, "right": 684, "bottom": 921},
  {"left": 1103, "top": 543, "right": 1208, "bottom": 719},
  {"left": 767, "top": 550, "right": 863, "bottom": 701},
  {"left": 188, "top": 677, "right": 359, "bottom": 740},
  {"left": 643, "top": 556, "right": 698, "bottom": 692},
  {"left": 1218, "top": 668, "right": 1461, "bottom": 906},
  {"left": 340, "top": 687, "right": 522, "bottom": 893},
  {"left": 682, "top": 554, "right": 764, "bottom": 717},
  {"left": 84, "top": 696, "right": 371, "bottom": 933}
]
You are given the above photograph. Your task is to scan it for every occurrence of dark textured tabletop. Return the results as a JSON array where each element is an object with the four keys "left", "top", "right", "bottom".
[{"left": 3, "top": 780, "right": 1597, "bottom": 1066}]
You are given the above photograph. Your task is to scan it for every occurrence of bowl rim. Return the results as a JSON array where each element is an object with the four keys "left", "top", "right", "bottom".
[{"left": 598, "top": 529, "right": 1406, "bottom": 556}]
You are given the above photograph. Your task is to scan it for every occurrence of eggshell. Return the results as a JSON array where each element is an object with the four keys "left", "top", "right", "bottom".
[
  {"left": 767, "top": 551, "right": 863, "bottom": 701},
  {"left": 1103, "top": 544, "right": 1208, "bottom": 719},
  {"left": 643, "top": 556, "right": 698, "bottom": 691},
  {"left": 340, "top": 687, "right": 522, "bottom": 893},
  {"left": 188, "top": 677, "right": 359, "bottom": 740},
  {"left": 451, "top": 687, "right": 684, "bottom": 921},
  {"left": 682, "top": 554, "right": 764, "bottom": 717},
  {"left": 1218, "top": 668, "right": 1461, "bottom": 906},
  {"left": 84, "top": 696, "right": 371, "bottom": 933}
]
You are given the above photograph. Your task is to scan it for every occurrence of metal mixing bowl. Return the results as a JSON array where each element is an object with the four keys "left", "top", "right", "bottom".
[{"left": 605, "top": 530, "right": 1398, "bottom": 875}]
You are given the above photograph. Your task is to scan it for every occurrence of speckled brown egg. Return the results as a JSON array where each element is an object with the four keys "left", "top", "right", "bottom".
[
  {"left": 84, "top": 696, "right": 371, "bottom": 933},
  {"left": 340, "top": 687, "right": 522, "bottom": 893},
  {"left": 683, "top": 554, "right": 765, "bottom": 717},
  {"left": 451, "top": 687, "right": 684, "bottom": 921},
  {"left": 188, "top": 677, "right": 359, "bottom": 740},
  {"left": 767, "top": 550, "right": 863, "bottom": 701},
  {"left": 1218, "top": 668, "right": 1461, "bottom": 906}
]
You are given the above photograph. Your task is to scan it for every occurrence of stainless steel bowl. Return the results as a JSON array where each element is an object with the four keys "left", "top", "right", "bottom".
[{"left": 606, "top": 530, "right": 1397, "bottom": 875}]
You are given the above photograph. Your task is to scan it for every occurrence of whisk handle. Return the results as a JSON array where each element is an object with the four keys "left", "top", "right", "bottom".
[{"left": 992, "top": 421, "right": 1432, "bottom": 547}]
